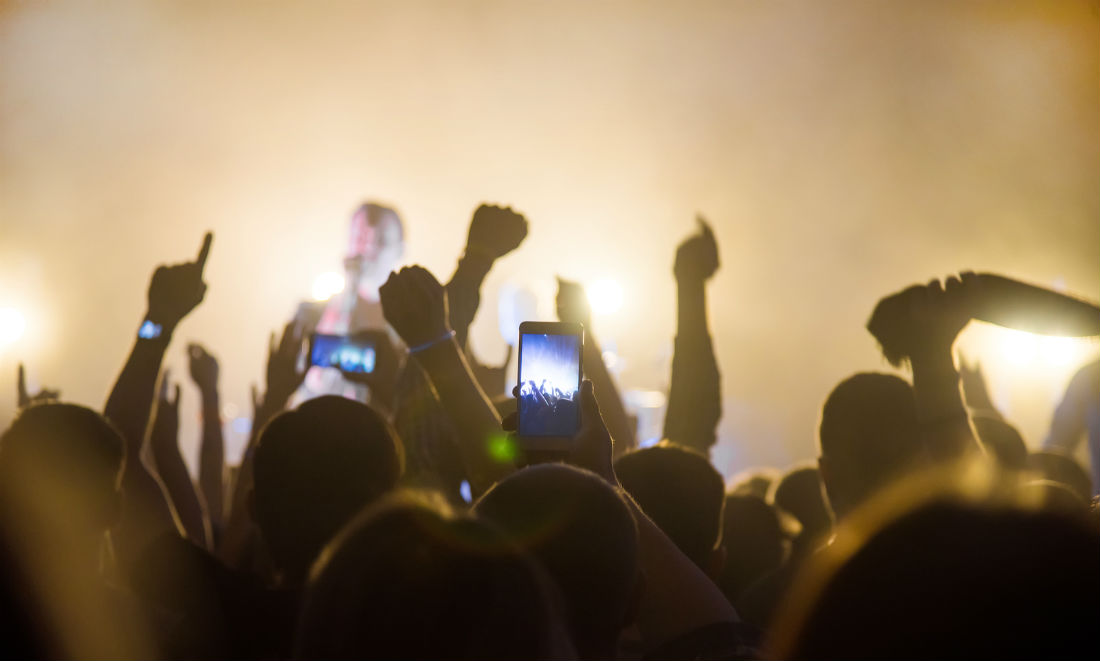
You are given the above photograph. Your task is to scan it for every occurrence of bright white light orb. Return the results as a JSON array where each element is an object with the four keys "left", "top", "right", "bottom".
[
  {"left": 998, "top": 328, "right": 1091, "bottom": 368},
  {"left": 0, "top": 308, "right": 26, "bottom": 347},
  {"left": 1000, "top": 329, "right": 1039, "bottom": 366},
  {"left": 312, "top": 271, "right": 346, "bottom": 301},
  {"left": 586, "top": 279, "right": 624, "bottom": 316},
  {"left": 1038, "top": 336, "right": 1079, "bottom": 366}
]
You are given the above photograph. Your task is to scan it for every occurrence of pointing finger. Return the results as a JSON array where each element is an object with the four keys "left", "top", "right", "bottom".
[
  {"left": 17, "top": 363, "right": 28, "bottom": 408},
  {"left": 195, "top": 232, "right": 213, "bottom": 271}
]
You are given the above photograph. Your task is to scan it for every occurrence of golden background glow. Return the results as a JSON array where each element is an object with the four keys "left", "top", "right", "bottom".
[{"left": 2, "top": 1, "right": 1097, "bottom": 477}]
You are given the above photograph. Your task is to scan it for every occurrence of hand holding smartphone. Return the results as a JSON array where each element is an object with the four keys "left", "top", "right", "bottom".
[
  {"left": 308, "top": 332, "right": 377, "bottom": 375},
  {"left": 516, "top": 321, "right": 584, "bottom": 451}
]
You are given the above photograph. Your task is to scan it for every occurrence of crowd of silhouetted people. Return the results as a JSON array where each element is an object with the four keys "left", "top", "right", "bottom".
[{"left": 2, "top": 202, "right": 1098, "bottom": 660}]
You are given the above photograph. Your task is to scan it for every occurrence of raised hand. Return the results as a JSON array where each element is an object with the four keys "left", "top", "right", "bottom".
[
  {"left": 503, "top": 379, "right": 616, "bottom": 484},
  {"left": 868, "top": 274, "right": 973, "bottom": 366},
  {"left": 151, "top": 371, "right": 181, "bottom": 452},
  {"left": 673, "top": 215, "right": 720, "bottom": 283},
  {"left": 339, "top": 330, "right": 402, "bottom": 410},
  {"left": 187, "top": 343, "right": 219, "bottom": 393},
  {"left": 465, "top": 204, "right": 528, "bottom": 261},
  {"left": 261, "top": 321, "right": 307, "bottom": 410},
  {"left": 556, "top": 276, "right": 591, "bottom": 328},
  {"left": 379, "top": 266, "right": 452, "bottom": 349},
  {"left": 16, "top": 363, "right": 60, "bottom": 409},
  {"left": 146, "top": 232, "right": 213, "bottom": 332}
]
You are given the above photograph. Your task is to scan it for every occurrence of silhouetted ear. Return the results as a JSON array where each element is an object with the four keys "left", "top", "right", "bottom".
[
  {"left": 707, "top": 544, "right": 727, "bottom": 582},
  {"left": 623, "top": 568, "right": 646, "bottom": 629}
]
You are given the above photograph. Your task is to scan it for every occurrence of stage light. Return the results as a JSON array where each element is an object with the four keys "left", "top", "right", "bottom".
[
  {"left": 586, "top": 278, "right": 623, "bottom": 316},
  {"left": 311, "top": 271, "right": 345, "bottom": 301},
  {"left": 0, "top": 307, "right": 26, "bottom": 347},
  {"left": 1000, "top": 329, "right": 1039, "bottom": 366},
  {"left": 996, "top": 328, "right": 1092, "bottom": 369},
  {"left": 1038, "top": 336, "right": 1078, "bottom": 366}
]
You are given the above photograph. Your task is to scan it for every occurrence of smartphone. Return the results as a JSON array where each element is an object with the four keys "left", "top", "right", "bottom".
[
  {"left": 308, "top": 333, "right": 376, "bottom": 374},
  {"left": 516, "top": 321, "right": 584, "bottom": 450}
]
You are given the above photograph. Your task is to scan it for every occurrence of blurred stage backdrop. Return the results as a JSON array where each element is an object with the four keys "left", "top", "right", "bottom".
[{"left": 2, "top": 1, "right": 1097, "bottom": 479}]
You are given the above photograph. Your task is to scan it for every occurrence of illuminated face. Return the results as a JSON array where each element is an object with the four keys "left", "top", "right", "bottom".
[{"left": 346, "top": 205, "right": 405, "bottom": 288}]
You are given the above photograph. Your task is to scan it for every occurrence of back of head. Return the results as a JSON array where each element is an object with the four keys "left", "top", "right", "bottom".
[
  {"left": 818, "top": 373, "right": 924, "bottom": 520},
  {"left": 473, "top": 464, "right": 638, "bottom": 658},
  {"left": 253, "top": 396, "right": 403, "bottom": 583},
  {"left": 777, "top": 497, "right": 1100, "bottom": 659},
  {"left": 719, "top": 494, "right": 788, "bottom": 602},
  {"left": 614, "top": 443, "right": 725, "bottom": 569},
  {"left": 1026, "top": 450, "right": 1091, "bottom": 503},
  {"left": 297, "top": 492, "right": 571, "bottom": 660},
  {"left": 0, "top": 403, "right": 124, "bottom": 534},
  {"left": 770, "top": 466, "right": 833, "bottom": 545}
]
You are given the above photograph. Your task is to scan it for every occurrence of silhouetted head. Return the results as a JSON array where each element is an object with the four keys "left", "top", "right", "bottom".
[
  {"left": 296, "top": 491, "right": 573, "bottom": 660},
  {"left": 775, "top": 497, "right": 1100, "bottom": 659},
  {"left": 970, "top": 414, "right": 1027, "bottom": 471},
  {"left": 770, "top": 465, "right": 833, "bottom": 548},
  {"left": 252, "top": 396, "right": 403, "bottom": 585},
  {"left": 473, "top": 464, "right": 639, "bottom": 659},
  {"left": 718, "top": 494, "right": 789, "bottom": 603},
  {"left": 1026, "top": 450, "right": 1091, "bottom": 502},
  {"left": 0, "top": 403, "right": 124, "bottom": 537},
  {"left": 615, "top": 443, "right": 725, "bottom": 576},
  {"left": 818, "top": 373, "right": 926, "bottom": 521},
  {"left": 346, "top": 202, "right": 405, "bottom": 287}
]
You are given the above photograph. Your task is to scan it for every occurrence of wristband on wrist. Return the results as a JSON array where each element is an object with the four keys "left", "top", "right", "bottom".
[
  {"left": 408, "top": 329, "right": 456, "bottom": 354},
  {"left": 138, "top": 319, "right": 164, "bottom": 340}
]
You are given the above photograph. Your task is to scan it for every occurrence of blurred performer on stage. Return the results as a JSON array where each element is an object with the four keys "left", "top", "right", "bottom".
[
  {"left": 296, "top": 200, "right": 528, "bottom": 503},
  {"left": 296, "top": 202, "right": 406, "bottom": 407}
]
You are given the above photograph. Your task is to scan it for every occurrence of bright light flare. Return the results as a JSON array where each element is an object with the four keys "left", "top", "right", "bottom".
[
  {"left": 312, "top": 271, "right": 345, "bottom": 301},
  {"left": 1038, "top": 336, "right": 1078, "bottom": 366},
  {"left": 0, "top": 307, "right": 26, "bottom": 347},
  {"left": 586, "top": 279, "right": 623, "bottom": 316},
  {"left": 997, "top": 328, "right": 1092, "bottom": 368}
]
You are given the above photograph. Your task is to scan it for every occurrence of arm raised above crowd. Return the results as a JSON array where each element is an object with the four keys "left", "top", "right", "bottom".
[
  {"left": 867, "top": 274, "right": 976, "bottom": 460},
  {"left": 188, "top": 342, "right": 225, "bottom": 528},
  {"left": 556, "top": 276, "right": 637, "bottom": 453},
  {"left": 104, "top": 232, "right": 212, "bottom": 569},
  {"left": 150, "top": 371, "right": 211, "bottom": 548},
  {"left": 381, "top": 265, "right": 513, "bottom": 496},
  {"left": 663, "top": 216, "right": 722, "bottom": 453},
  {"left": 446, "top": 204, "right": 528, "bottom": 348}
]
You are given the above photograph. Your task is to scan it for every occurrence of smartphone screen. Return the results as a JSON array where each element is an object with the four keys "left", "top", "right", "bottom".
[
  {"left": 517, "top": 322, "right": 583, "bottom": 444},
  {"left": 309, "top": 333, "right": 376, "bottom": 374}
]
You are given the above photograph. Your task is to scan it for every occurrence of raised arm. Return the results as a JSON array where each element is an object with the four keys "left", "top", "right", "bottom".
[
  {"left": 663, "top": 216, "right": 722, "bottom": 453},
  {"left": 547, "top": 380, "right": 740, "bottom": 651},
  {"left": 103, "top": 233, "right": 212, "bottom": 569},
  {"left": 220, "top": 321, "right": 306, "bottom": 564},
  {"left": 446, "top": 204, "right": 528, "bottom": 348},
  {"left": 381, "top": 266, "right": 513, "bottom": 496},
  {"left": 867, "top": 275, "right": 976, "bottom": 460},
  {"left": 16, "top": 363, "right": 60, "bottom": 409},
  {"left": 557, "top": 277, "right": 637, "bottom": 453},
  {"left": 188, "top": 343, "right": 225, "bottom": 529},
  {"left": 150, "top": 371, "right": 211, "bottom": 548}
]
